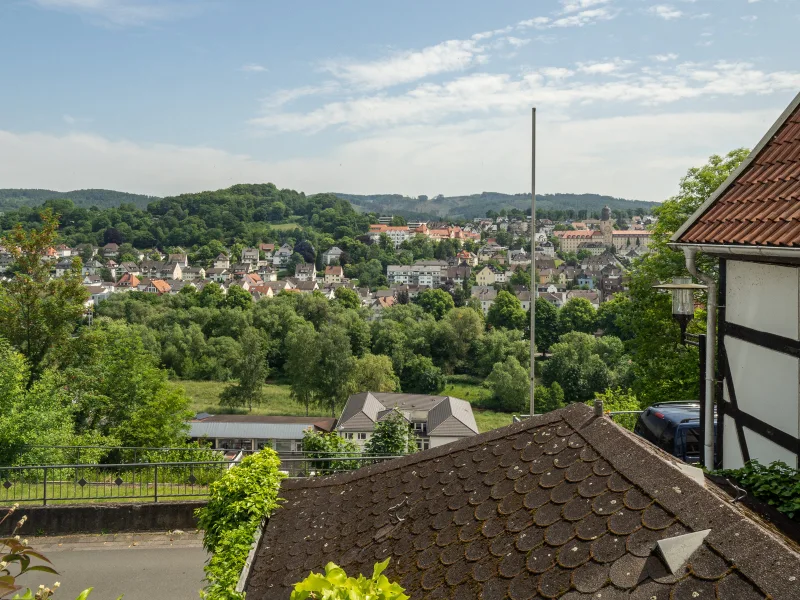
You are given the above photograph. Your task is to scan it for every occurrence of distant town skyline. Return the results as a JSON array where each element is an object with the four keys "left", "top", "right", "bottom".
[{"left": 0, "top": 0, "right": 798, "bottom": 201}]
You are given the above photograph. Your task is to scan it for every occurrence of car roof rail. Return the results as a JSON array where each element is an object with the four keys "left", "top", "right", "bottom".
[{"left": 650, "top": 401, "right": 700, "bottom": 407}]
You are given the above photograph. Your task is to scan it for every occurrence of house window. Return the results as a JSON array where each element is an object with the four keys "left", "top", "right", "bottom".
[
  {"left": 357, "top": 433, "right": 368, "bottom": 440},
  {"left": 255, "top": 439, "right": 273, "bottom": 450},
  {"left": 274, "top": 440, "right": 295, "bottom": 453},
  {"left": 417, "top": 438, "right": 430, "bottom": 451}
]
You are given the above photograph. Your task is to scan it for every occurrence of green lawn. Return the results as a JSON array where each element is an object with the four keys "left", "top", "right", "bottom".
[
  {"left": 177, "top": 379, "right": 516, "bottom": 433},
  {"left": 177, "top": 380, "right": 329, "bottom": 417},
  {"left": 271, "top": 222, "right": 304, "bottom": 231}
]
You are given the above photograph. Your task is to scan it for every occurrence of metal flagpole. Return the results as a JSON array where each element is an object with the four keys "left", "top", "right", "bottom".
[{"left": 530, "top": 107, "right": 536, "bottom": 417}]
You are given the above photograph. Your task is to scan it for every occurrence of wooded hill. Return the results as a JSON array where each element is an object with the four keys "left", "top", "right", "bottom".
[
  {"left": 0, "top": 188, "right": 158, "bottom": 211},
  {"left": 336, "top": 192, "right": 658, "bottom": 220}
]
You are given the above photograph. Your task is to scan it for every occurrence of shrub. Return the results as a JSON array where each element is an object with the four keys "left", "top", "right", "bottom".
[
  {"left": 301, "top": 430, "right": 360, "bottom": 473},
  {"left": 364, "top": 410, "right": 417, "bottom": 456},
  {"left": 716, "top": 460, "right": 800, "bottom": 521},
  {"left": 196, "top": 449, "right": 285, "bottom": 600},
  {"left": 290, "top": 558, "right": 408, "bottom": 600},
  {"left": 588, "top": 388, "right": 641, "bottom": 431}
]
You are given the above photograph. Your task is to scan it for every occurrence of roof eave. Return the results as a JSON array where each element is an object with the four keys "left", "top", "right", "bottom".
[
  {"left": 669, "top": 241, "right": 800, "bottom": 259},
  {"left": 671, "top": 91, "right": 800, "bottom": 243}
]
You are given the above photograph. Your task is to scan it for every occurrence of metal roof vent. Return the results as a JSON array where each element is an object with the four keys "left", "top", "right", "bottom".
[{"left": 655, "top": 529, "right": 711, "bottom": 574}]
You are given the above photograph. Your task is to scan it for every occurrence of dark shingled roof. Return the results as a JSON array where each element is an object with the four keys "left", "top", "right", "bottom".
[{"left": 244, "top": 403, "right": 800, "bottom": 599}]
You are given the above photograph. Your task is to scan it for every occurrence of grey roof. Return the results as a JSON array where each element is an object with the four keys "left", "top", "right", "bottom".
[
  {"left": 426, "top": 396, "right": 479, "bottom": 435},
  {"left": 188, "top": 421, "right": 316, "bottom": 440},
  {"left": 339, "top": 392, "right": 478, "bottom": 437}
]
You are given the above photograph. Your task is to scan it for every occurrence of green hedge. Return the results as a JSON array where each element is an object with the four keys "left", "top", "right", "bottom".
[{"left": 196, "top": 450, "right": 286, "bottom": 600}]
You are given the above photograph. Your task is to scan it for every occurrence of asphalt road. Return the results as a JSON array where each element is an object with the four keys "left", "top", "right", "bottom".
[{"left": 16, "top": 533, "right": 207, "bottom": 600}]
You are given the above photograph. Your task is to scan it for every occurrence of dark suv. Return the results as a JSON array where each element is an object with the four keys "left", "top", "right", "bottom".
[{"left": 633, "top": 402, "right": 716, "bottom": 464}]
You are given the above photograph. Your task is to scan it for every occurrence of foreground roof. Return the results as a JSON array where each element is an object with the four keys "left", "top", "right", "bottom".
[
  {"left": 245, "top": 403, "right": 800, "bottom": 599},
  {"left": 674, "top": 91, "right": 800, "bottom": 248}
]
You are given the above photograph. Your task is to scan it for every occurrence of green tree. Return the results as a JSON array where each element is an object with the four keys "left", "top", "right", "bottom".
[
  {"left": 364, "top": 410, "right": 417, "bottom": 456},
  {"left": 484, "top": 356, "right": 529, "bottom": 412},
  {"left": 534, "top": 382, "right": 565, "bottom": 414},
  {"left": 220, "top": 327, "right": 270, "bottom": 411},
  {"left": 225, "top": 285, "right": 253, "bottom": 310},
  {"left": 400, "top": 355, "right": 445, "bottom": 395},
  {"left": 199, "top": 282, "right": 225, "bottom": 308},
  {"left": 415, "top": 288, "right": 455, "bottom": 320},
  {"left": 0, "top": 210, "right": 88, "bottom": 384},
  {"left": 534, "top": 298, "right": 559, "bottom": 354},
  {"left": 595, "top": 294, "right": 633, "bottom": 340},
  {"left": 349, "top": 353, "right": 399, "bottom": 394},
  {"left": 487, "top": 290, "right": 527, "bottom": 330},
  {"left": 285, "top": 322, "right": 320, "bottom": 415},
  {"left": 314, "top": 324, "right": 355, "bottom": 417},
  {"left": 558, "top": 297, "right": 597, "bottom": 334},
  {"left": 333, "top": 286, "right": 361, "bottom": 310},
  {"left": 588, "top": 387, "right": 641, "bottom": 430}
]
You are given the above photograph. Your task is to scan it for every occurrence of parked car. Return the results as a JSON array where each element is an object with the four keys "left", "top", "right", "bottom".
[{"left": 633, "top": 401, "right": 716, "bottom": 464}]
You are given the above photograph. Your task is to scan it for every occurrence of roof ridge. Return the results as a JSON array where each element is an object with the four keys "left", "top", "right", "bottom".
[{"left": 281, "top": 403, "right": 593, "bottom": 490}]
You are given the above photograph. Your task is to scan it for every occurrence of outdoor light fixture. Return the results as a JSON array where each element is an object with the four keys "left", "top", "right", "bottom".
[{"left": 652, "top": 277, "right": 707, "bottom": 345}]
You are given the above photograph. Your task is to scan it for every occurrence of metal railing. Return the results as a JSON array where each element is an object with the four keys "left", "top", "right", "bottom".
[
  {"left": 17, "top": 445, "right": 221, "bottom": 465},
  {"left": 0, "top": 455, "right": 402, "bottom": 506}
]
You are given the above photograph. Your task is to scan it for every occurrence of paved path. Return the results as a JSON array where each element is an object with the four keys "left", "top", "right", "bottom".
[{"left": 17, "top": 532, "right": 207, "bottom": 600}]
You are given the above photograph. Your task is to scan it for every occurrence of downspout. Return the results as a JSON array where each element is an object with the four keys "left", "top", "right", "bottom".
[{"left": 683, "top": 247, "right": 716, "bottom": 468}]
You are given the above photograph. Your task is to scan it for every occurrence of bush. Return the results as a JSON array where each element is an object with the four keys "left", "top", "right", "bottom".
[
  {"left": 364, "top": 410, "right": 417, "bottom": 456},
  {"left": 302, "top": 429, "right": 360, "bottom": 473},
  {"left": 716, "top": 460, "right": 800, "bottom": 521},
  {"left": 290, "top": 558, "right": 408, "bottom": 600},
  {"left": 588, "top": 388, "right": 641, "bottom": 431},
  {"left": 196, "top": 449, "right": 286, "bottom": 600}
]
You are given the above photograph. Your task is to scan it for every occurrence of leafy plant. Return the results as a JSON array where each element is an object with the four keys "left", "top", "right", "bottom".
[
  {"left": 195, "top": 449, "right": 286, "bottom": 600},
  {"left": 290, "top": 558, "right": 408, "bottom": 600},
  {"left": 716, "top": 460, "right": 800, "bottom": 521},
  {"left": 588, "top": 387, "right": 642, "bottom": 431},
  {"left": 301, "top": 430, "right": 360, "bottom": 473},
  {"left": 363, "top": 410, "right": 416, "bottom": 456}
]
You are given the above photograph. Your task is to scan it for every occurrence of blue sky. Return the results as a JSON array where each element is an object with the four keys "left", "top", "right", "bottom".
[{"left": 0, "top": 0, "right": 798, "bottom": 201}]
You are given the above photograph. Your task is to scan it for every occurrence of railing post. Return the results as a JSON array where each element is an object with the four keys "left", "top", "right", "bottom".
[
  {"left": 43, "top": 467, "right": 47, "bottom": 506},
  {"left": 154, "top": 464, "right": 158, "bottom": 503}
]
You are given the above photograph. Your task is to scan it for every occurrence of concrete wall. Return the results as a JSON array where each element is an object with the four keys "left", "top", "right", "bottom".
[
  {"left": 1, "top": 501, "right": 206, "bottom": 536},
  {"left": 724, "top": 260, "right": 800, "bottom": 469},
  {"left": 429, "top": 436, "right": 461, "bottom": 448}
]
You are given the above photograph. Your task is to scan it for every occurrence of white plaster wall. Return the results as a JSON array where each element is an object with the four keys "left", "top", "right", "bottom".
[
  {"left": 726, "top": 260, "right": 799, "bottom": 339},
  {"left": 430, "top": 436, "right": 462, "bottom": 448},
  {"left": 723, "top": 260, "right": 800, "bottom": 470}
]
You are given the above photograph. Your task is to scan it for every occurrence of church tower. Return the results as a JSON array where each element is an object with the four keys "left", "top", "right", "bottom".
[{"left": 600, "top": 205, "right": 614, "bottom": 247}]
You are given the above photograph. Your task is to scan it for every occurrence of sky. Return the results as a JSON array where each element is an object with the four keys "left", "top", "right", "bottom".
[{"left": 0, "top": 0, "right": 798, "bottom": 202}]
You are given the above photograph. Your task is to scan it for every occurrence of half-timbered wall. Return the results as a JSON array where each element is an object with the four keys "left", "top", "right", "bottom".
[{"left": 720, "top": 259, "right": 800, "bottom": 469}]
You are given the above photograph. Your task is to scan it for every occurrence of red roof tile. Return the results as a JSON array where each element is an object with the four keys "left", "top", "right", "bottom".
[{"left": 677, "top": 95, "right": 800, "bottom": 247}]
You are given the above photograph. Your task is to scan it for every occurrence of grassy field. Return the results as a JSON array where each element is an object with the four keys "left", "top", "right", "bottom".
[
  {"left": 271, "top": 222, "right": 304, "bottom": 231},
  {"left": 177, "top": 378, "right": 515, "bottom": 433}
]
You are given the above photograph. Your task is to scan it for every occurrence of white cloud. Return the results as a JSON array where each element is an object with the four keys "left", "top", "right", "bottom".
[
  {"left": 63, "top": 114, "right": 77, "bottom": 125},
  {"left": 239, "top": 63, "right": 268, "bottom": 73},
  {"left": 576, "top": 59, "right": 631, "bottom": 74},
  {"left": 505, "top": 37, "right": 531, "bottom": 48},
  {"left": 252, "top": 62, "right": 800, "bottom": 133},
  {"left": 649, "top": 5, "right": 684, "bottom": 20},
  {"left": 29, "top": 0, "right": 198, "bottom": 26},
  {"left": 652, "top": 53, "right": 679, "bottom": 62},
  {"left": 741, "top": 15, "right": 758, "bottom": 22},
  {"left": 518, "top": 16, "right": 551, "bottom": 28},
  {"left": 0, "top": 109, "right": 780, "bottom": 202},
  {"left": 551, "top": 8, "right": 614, "bottom": 27},
  {"left": 322, "top": 39, "right": 486, "bottom": 89},
  {"left": 559, "top": 0, "right": 610, "bottom": 13}
]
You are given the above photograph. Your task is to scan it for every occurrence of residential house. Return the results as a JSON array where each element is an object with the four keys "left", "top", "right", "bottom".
[
  {"left": 537, "top": 240, "right": 556, "bottom": 256},
  {"left": 292, "top": 280, "right": 319, "bottom": 294},
  {"left": 115, "top": 273, "right": 140, "bottom": 289},
  {"left": 256, "top": 265, "right": 277, "bottom": 281},
  {"left": 322, "top": 246, "right": 344, "bottom": 265},
  {"left": 515, "top": 289, "right": 531, "bottom": 311},
  {"left": 368, "top": 224, "right": 412, "bottom": 248},
  {"left": 159, "top": 262, "right": 183, "bottom": 281},
  {"left": 206, "top": 268, "right": 231, "bottom": 283},
  {"left": 243, "top": 402, "right": 800, "bottom": 600},
  {"left": 249, "top": 285, "right": 274, "bottom": 301},
  {"left": 324, "top": 265, "right": 344, "bottom": 284},
  {"left": 336, "top": 392, "right": 478, "bottom": 451},
  {"left": 599, "top": 266, "right": 627, "bottom": 301},
  {"left": 85, "top": 285, "right": 110, "bottom": 305},
  {"left": 232, "top": 263, "right": 251, "bottom": 278},
  {"left": 577, "top": 271, "right": 595, "bottom": 288},
  {"left": 471, "top": 285, "right": 497, "bottom": 314},
  {"left": 673, "top": 91, "right": 800, "bottom": 470},
  {"left": 119, "top": 261, "right": 140, "bottom": 276},
  {"left": 188, "top": 414, "right": 335, "bottom": 455},
  {"left": 168, "top": 253, "right": 189, "bottom": 267},
  {"left": 258, "top": 243, "right": 275, "bottom": 256},
  {"left": 455, "top": 250, "right": 478, "bottom": 267},
  {"left": 144, "top": 279, "right": 171, "bottom": 295},
  {"left": 138, "top": 260, "right": 163, "bottom": 278},
  {"left": 81, "top": 259, "right": 104, "bottom": 277},
  {"left": 241, "top": 247, "right": 260, "bottom": 265},
  {"left": 508, "top": 249, "right": 530, "bottom": 265},
  {"left": 101, "top": 243, "right": 119, "bottom": 258},
  {"left": 493, "top": 267, "right": 507, "bottom": 284},
  {"left": 214, "top": 254, "right": 231, "bottom": 270},
  {"left": 566, "top": 289, "right": 600, "bottom": 309},
  {"left": 444, "top": 265, "right": 470, "bottom": 286},
  {"left": 538, "top": 291, "right": 565, "bottom": 308},
  {"left": 475, "top": 266, "right": 496, "bottom": 286},
  {"left": 54, "top": 258, "right": 75, "bottom": 277},
  {"left": 181, "top": 266, "right": 205, "bottom": 281},
  {"left": 387, "top": 265, "right": 411, "bottom": 285},
  {"left": 294, "top": 262, "right": 317, "bottom": 281},
  {"left": 272, "top": 244, "right": 293, "bottom": 267},
  {"left": 82, "top": 274, "right": 102, "bottom": 286},
  {"left": 55, "top": 244, "right": 73, "bottom": 258},
  {"left": 577, "top": 241, "right": 607, "bottom": 256}
]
